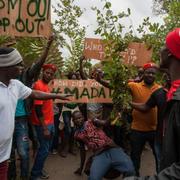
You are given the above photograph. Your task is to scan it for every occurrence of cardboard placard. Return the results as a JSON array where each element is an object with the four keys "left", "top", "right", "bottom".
[
  {"left": 0, "top": 0, "right": 51, "bottom": 37},
  {"left": 83, "top": 38, "right": 152, "bottom": 66},
  {"left": 121, "top": 42, "right": 152, "bottom": 67},
  {"left": 50, "top": 79, "right": 113, "bottom": 103},
  {"left": 83, "top": 38, "right": 105, "bottom": 60}
]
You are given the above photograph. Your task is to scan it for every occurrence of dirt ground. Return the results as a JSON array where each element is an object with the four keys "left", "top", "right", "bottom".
[{"left": 40, "top": 148, "right": 156, "bottom": 180}]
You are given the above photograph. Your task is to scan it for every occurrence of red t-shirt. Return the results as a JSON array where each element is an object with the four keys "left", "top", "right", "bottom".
[{"left": 31, "top": 80, "right": 54, "bottom": 125}]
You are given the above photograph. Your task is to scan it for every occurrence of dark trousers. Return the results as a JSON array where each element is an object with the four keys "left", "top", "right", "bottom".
[
  {"left": 113, "top": 126, "right": 123, "bottom": 147},
  {"left": 51, "top": 114, "right": 60, "bottom": 151},
  {"left": 130, "top": 130, "right": 157, "bottom": 176},
  {"left": 0, "top": 160, "right": 8, "bottom": 180},
  {"left": 31, "top": 124, "right": 54, "bottom": 178}
]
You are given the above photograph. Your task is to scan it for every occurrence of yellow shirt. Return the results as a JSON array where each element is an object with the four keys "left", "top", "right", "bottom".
[{"left": 128, "top": 81, "right": 160, "bottom": 132}]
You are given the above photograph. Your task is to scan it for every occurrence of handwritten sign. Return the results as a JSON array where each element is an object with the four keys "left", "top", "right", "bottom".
[
  {"left": 83, "top": 38, "right": 105, "bottom": 60},
  {"left": 0, "top": 0, "right": 51, "bottom": 37},
  {"left": 121, "top": 42, "right": 152, "bottom": 67},
  {"left": 50, "top": 79, "right": 113, "bottom": 103},
  {"left": 83, "top": 39, "right": 152, "bottom": 66}
]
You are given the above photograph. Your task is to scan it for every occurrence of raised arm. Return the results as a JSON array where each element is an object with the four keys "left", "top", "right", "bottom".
[
  {"left": 94, "top": 71, "right": 113, "bottom": 89},
  {"left": 28, "top": 35, "right": 55, "bottom": 80},
  {"left": 79, "top": 56, "right": 88, "bottom": 80}
]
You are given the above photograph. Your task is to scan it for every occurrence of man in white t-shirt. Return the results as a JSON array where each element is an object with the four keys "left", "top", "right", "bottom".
[{"left": 0, "top": 47, "right": 71, "bottom": 180}]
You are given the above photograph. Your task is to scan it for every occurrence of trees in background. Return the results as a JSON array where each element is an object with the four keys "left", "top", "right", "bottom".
[
  {"left": 0, "top": 0, "right": 179, "bottom": 92},
  {"left": 138, "top": 0, "right": 180, "bottom": 62},
  {"left": 53, "top": 0, "right": 91, "bottom": 74},
  {"left": 92, "top": 0, "right": 180, "bottom": 112},
  {"left": 0, "top": 34, "right": 63, "bottom": 77}
]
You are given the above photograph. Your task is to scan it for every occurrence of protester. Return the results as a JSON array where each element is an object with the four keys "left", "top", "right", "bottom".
[
  {"left": 72, "top": 111, "right": 135, "bottom": 180},
  {"left": 59, "top": 72, "right": 79, "bottom": 157},
  {"left": 94, "top": 67, "right": 132, "bottom": 145},
  {"left": 130, "top": 72, "right": 170, "bottom": 172},
  {"left": 0, "top": 47, "right": 71, "bottom": 180},
  {"left": 158, "top": 28, "right": 180, "bottom": 173},
  {"left": 125, "top": 28, "right": 180, "bottom": 180},
  {"left": 8, "top": 36, "right": 54, "bottom": 180},
  {"left": 30, "top": 64, "right": 71, "bottom": 180},
  {"left": 128, "top": 62, "right": 160, "bottom": 176},
  {"left": 79, "top": 56, "right": 103, "bottom": 119}
]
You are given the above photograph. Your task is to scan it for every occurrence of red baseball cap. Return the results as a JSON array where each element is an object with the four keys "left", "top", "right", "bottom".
[{"left": 166, "top": 28, "right": 180, "bottom": 59}]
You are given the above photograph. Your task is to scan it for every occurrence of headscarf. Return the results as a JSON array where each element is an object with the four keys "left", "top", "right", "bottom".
[{"left": 42, "top": 64, "right": 57, "bottom": 72}]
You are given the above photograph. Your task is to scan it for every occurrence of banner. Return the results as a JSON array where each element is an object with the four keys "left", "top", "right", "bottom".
[
  {"left": 0, "top": 0, "right": 51, "bottom": 37},
  {"left": 50, "top": 79, "right": 113, "bottom": 103},
  {"left": 83, "top": 38, "right": 105, "bottom": 60}
]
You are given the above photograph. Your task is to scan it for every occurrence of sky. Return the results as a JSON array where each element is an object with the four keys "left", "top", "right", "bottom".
[
  {"left": 52, "top": 0, "right": 164, "bottom": 61},
  {"left": 52, "top": 0, "right": 164, "bottom": 38}
]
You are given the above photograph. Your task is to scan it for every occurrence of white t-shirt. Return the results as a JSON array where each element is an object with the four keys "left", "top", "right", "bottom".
[{"left": 0, "top": 79, "right": 32, "bottom": 163}]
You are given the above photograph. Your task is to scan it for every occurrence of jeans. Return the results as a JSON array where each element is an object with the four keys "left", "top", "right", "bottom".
[
  {"left": 51, "top": 114, "right": 60, "bottom": 151},
  {"left": 130, "top": 130, "right": 157, "bottom": 176},
  {"left": 63, "top": 111, "right": 72, "bottom": 138},
  {"left": 154, "top": 140, "right": 162, "bottom": 173},
  {"left": 88, "top": 147, "right": 135, "bottom": 180},
  {"left": 8, "top": 117, "right": 29, "bottom": 179},
  {"left": 31, "top": 124, "right": 54, "bottom": 179}
]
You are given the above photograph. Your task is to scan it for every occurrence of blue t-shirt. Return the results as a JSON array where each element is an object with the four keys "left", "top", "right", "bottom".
[{"left": 15, "top": 99, "right": 27, "bottom": 117}]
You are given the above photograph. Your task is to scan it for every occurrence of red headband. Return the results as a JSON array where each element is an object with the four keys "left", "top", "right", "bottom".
[
  {"left": 143, "top": 62, "right": 157, "bottom": 70},
  {"left": 42, "top": 64, "right": 57, "bottom": 72},
  {"left": 166, "top": 28, "right": 180, "bottom": 59}
]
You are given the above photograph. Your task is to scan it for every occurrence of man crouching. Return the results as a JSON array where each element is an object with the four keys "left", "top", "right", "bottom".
[{"left": 72, "top": 111, "right": 135, "bottom": 180}]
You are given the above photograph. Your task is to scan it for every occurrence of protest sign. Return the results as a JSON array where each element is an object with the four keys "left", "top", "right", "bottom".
[
  {"left": 0, "top": 0, "right": 51, "bottom": 37},
  {"left": 83, "top": 38, "right": 105, "bottom": 60},
  {"left": 50, "top": 79, "right": 113, "bottom": 103},
  {"left": 83, "top": 39, "right": 152, "bottom": 66},
  {"left": 121, "top": 42, "right": 152, "bottom": 67}
]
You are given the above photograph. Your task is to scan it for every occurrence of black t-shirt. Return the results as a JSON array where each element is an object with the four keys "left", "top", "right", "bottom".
[{"left": 146, "top": 87, "right": 167, "bottom": 142}]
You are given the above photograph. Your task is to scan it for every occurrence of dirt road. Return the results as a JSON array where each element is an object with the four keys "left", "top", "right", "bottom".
[{"left": 43, "top": 148, "right": 155, "bottom": 180}]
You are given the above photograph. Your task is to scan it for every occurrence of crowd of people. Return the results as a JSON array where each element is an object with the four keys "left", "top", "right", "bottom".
[{"left": 0, "top": 28, "right": 180, "bottom": 180}]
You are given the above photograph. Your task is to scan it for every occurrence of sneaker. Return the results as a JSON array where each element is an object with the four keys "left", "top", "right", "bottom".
[
  {"left": 40, "top": 170, "right": 49, "bottom": 179},
  {"left": 51, "top": 149, "right": 58, "bottom": 155}
]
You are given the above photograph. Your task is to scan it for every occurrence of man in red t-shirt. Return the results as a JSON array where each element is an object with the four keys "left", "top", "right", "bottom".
[{"left": 30, "top": 64, "right": 62, "bottom": 180}]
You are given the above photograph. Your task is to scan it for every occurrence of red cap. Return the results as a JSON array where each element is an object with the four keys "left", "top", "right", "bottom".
[
  {"left": 42, "top": 64, "right": 57, "bottom": 72},
  {"left": 143, "top": 62, "right": 157, "bottom": 70},
  {"left": 166, "top": 28, "right": 180, "bottom": 59}
]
